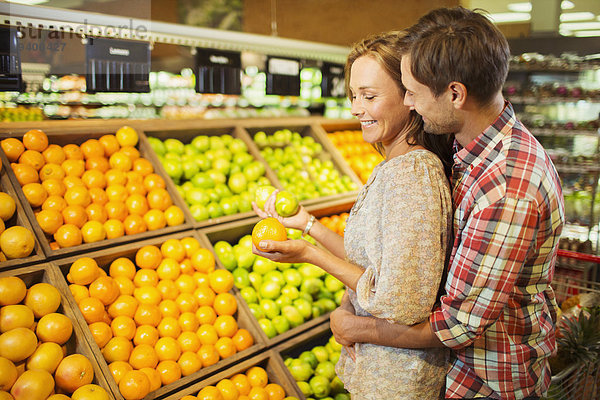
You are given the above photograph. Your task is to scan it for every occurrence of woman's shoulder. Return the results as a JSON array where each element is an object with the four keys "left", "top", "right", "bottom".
[{"left": 382, "top": 149, "right": 445, "bottom": 174}]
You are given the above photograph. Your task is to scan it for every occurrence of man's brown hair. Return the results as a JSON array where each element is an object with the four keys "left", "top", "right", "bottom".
[{"left": 406, "top": 7, "right": 510, "bottom": 106}]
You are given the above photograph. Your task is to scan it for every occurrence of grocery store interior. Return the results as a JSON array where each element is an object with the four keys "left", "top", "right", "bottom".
[{"left": 0, "top": 0, "right": 599, "bottom": 399}]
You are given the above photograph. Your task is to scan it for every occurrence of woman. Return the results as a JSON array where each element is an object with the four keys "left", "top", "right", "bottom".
[{"left": 253, "top": 31, "right": 453, "bottom": 399}]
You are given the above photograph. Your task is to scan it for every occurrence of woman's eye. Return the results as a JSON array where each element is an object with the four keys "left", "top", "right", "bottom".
[{"left": 365, "top": 95, "right": 375, "bottom": 100}]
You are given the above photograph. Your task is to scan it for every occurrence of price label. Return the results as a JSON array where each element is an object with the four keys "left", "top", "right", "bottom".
[
  {"left": 0, "top": 26, "right": 23, "bottom": 91},
  {"left": 195, "top": 48, "right": 241, "bottom": 95},
  {"left": 86, "top": 37, "right": 150, "bottom": 93},
  {"left": 321, "top": 62, "right": 345, "bottom": 98},
  {"left": 266, "top": 56, "right": 301, "bottom": 96}
]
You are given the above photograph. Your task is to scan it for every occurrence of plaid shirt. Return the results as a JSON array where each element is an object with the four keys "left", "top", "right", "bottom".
[{"left": 430, "top": 102, "right": 565, "bottom": 399}]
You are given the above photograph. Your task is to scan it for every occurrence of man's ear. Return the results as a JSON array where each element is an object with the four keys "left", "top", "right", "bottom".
[{"left": 448, "top": 82, "right": 467, "bottom": 109}]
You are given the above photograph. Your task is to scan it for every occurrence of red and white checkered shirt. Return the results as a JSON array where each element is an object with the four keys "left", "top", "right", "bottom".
[{"left": 430, "top": 101, "right": 565, "bottom": 399}]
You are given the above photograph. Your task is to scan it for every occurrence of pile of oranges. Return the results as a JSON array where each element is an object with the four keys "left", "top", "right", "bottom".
[
  {"left": 327, "top": 130, "right": 383, "bottom": 183},
  {"left": 66, "top": 236, "right": 254, "bottom": 400},
  {"left": 0, "top": 275, "right": 111, "bottom": 399},
  {"left": 0, "top": 127, "right": 185, "bottom": 249},
  {"left": 0, "top": 181, "right": 36, "bottom": 261},
  {"left": 319, "top": 213, "right": 349, "bottom": 237},
  {"left": 181, "top": 365, "right": 292, "bottom": 400}
]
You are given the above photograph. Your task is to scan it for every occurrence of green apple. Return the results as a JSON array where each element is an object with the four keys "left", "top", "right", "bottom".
[
  {"left": 189, "top": 204, "right": 209, "bottom": 221},
  {"left": 234, "top": 249, "right": 255, "bottom": 270},
  {"left": 264, "top": 270, "right": 285, "bottom": 286},
  {"left": 248, "top": 272, "right": 262, "bottom": 291},
  {"left": 315, "top": 361, "right": 336, "bottom": 381},
  {"left": 164, "top": 138, "right": 185, "bottom": 154},
  {"left": 275, "top": 295, "right": 292, "bottom": 309},
  {"left": 182, "top": 159, "right": 200, "bottom": 180},
  {"left": 259, "top": 299, "right": 280, "bottom": 319},
  {"left": 312, "top": 346, "right": 330, "bottom": 363},
  {"left": 272, "top": 315, "right": 290, "bottom": 334},
  {"left": 186, "top": 187, "right": 209, "bottom": 206},
  {"left": 163, "top": 159, "right": 183, "bottom": 182},
  {"left": 289, "top": 359, "right": 313, "bottom": 382},
  {"left": 207, "top": 202, "right": 224, "bottom": 219},
  {"left": 253, "top": 257, "right": 276, "bottom": 275},
  {"left": 184, "top": 144, "right": 198, "bottom": 156},
  {"left": 312, "top": 305, "right": 324, "bottom": 319},
  {"left": 240, "top": 286, "right": 258, "bottom": 304},
  {"left": 286, "top": 228, "right": 302, "bottom": 240},
  {"left": 282, "top": 305, "right": 305, "bottom": 328},
  {"left": 254, "top": 131, "right": 268, "bottom": 147},
  {"left": 228, "top": 172, "right": 248, "bottom": 194},
  {"left": 148, "top": 137, "right": 166, "bottom": 156},
  {"left": 239, "top": 234, "right": 253, "bottom": 249},
  {"left": 334, "top": 393, "right": 350, "bottom": 400},
  {"left": 309, "top": 376, "right": 331, "bottom": 398},
  {"left": 258, "top": 318, "right": 277, "bottom": 339},
  {"left": 275, "top": 190, "right": 299, "bottom": 217},
  {"left": 259, "top": 281, "right": 281, "bottom": 300},
  {"left": 334, "top": 289, "right": 345, "bottom": 306},
  {"left": 220, "top": 197, "right": 238, "bottom": 216},
  {"left": 255, "top": 185, "right": 276, "bottom": 210},
  {"left": 191, "top": 172, "right": 215, "bottom": 189},
  {"left": 301, "top": 278, "right": 323, "bottom": 297},
  {"left": 214, "top": 183, "right": 232, "bottom": 199},
  {"left": 329, "top": 351, "right": 340, "bottom": 365},
  {"left": 330, "top": 377, "right": 346, "bottom": 395},
  {"left": 191, "top": 135, "right": 210, "bottom": 152},
  {"left": 248, "top": 303, "right": 264, "bottom": 319},
  {"left": 229, "top": 138, "right": 248, "bottom": 153},
  {"left": 283, "top": 269, "right": 303, "bottom": 287},
  {"left": 232, "top": 268, "right": 250, "bottom": 288},
  {"left": 281, "top": 285, "right": 300, "bottom": 300},
  {"left": 299, "top": 351, "right": 318, "bottom": 369},
  {"left": 324, "top": 275, "right": 344, "bottom": 293},
  {"left": 233, "top": 152, "right": 253, "bottom": 167},
  {"left": 243, "top": 161, "right": 265, "bottom": 182},
  {"left": 299, "top": 264, "right": 324, "bottom": 279},
  {"left": 328, "top": 335, "right": 343, "bottom": 352},
  {"left": 293, "top": 298, "right": 313, "bottom": 319},
  {"left": 213, "top": 158, "right": 230, "bottom": 175},
  {"left": 315, "top": 298, "right": 336, "bottom": 313}
]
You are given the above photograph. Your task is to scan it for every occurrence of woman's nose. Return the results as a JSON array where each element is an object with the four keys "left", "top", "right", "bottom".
[{"left": 351, "top": 101, "right": 363, "bottom": 117}]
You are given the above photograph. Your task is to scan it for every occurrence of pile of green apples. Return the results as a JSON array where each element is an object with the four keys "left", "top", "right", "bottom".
[
  {"left": 284, "top": 334, "right": 350, "bottom": 400},
  {"left": 212, "top": 230, "right": 345, "bottom": 339},
  {"left": 254, "top": 129, "right": 358, "bottom": 200},
  {"left": 147, "top": 134, "right": 272, "bottom": 221}
]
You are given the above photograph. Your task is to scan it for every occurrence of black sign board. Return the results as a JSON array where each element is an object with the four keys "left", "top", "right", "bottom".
[
  {"left": 321, "top": 62, "right": 345, "bottom": 98},
  {"left": 266, "top": 56, "right": 301, "bottom": 96},
  {"left": 195, "top": 48, "right": 241, "bottom": 95},
  {"left": 86, "top": 37, "right": 150, "bottom": 93},
  {"left": 0, "top": 26, "right": 22, "bottom": 91}
]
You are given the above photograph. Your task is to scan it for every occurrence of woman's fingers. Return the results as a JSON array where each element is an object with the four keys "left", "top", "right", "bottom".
[{"left": 252, "top": 201, "right": 269, "bottom": 218}]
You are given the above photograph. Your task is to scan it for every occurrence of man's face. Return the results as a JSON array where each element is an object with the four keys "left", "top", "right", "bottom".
[{"left": 400, "top": 55, "right": 460, "bottom": 135}]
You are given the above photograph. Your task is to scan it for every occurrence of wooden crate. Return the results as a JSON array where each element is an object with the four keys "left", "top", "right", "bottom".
[
  {"left": 0, "top": 163, "right": 44, "bottom": 271},
  {"left": 162, "top": 350, "right": 303, "bottom": 400},
  {"left": 138, "top": 125, "right": 282, "bottom": 229},
  {"left": 0, "top": 263, "right": 115, "bottom": 398},
  {"left": 198, "top": 218, "right": 334, "bottom": 348},
  {"left": 0, "top": 126, "right": 194, "bottom": 260},
  {"left": 54, "top": 230, "right": 265, "bottom": 400}
]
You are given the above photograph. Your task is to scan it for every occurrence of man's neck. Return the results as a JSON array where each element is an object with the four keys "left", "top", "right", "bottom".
[{"left": 455, "top": 92, "right": 505, "bottom": 148}]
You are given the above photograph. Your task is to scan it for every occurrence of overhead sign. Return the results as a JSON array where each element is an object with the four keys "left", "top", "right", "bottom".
[
  {"left": 0, "top": 26, "right": 23, "bottom": 91},
  {"left": 321, "top": 62, "right": 345, "bottom": 98},
  {"left": 266, "top": 56, "right": 301, "bottom": 96},
  {"left": 86, "top": 37, "right": 150, "bottom": 93},
  {"left": 195, "top": 48, "right": 241, "bottom": 95}
]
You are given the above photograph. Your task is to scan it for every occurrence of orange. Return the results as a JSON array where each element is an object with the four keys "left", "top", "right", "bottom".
[
  {"left": 143, "top": 209, "right": 166, "bottom": 231},
  {"left": 62, "top": 205, "right": 88, "bottom": 228},
  {"left": 193, "top": 285, "right": 216, "bottom": 307},
  {"left": 156, "top": 360, "right": 181, "bottom": 386},
  {"left": 216, "top": 378, "right": 239, "bottom": 400},
  {"left": 39, "top": 163, "right": 65, "bottom": 181},
  {"left": 134, "top": 304, "right": 161, "bottom": 327},
  {"left": 89, "top": 276, "right": 120, "bottom": 305},
  {"left": 209, "top": 270, "right": 234, "bottom": 294},
  {"left": 154, "top": 336, "right": 180, "bottom": 361},
  {"left": 120, "top": 146, "right": 140, "bottom": 162},
  {"left": 119, "top": 370, "right": 151, "bottom": 400},
  {"left": 36, "top": 312, "right": 73, "bottom": 344},
  {"left": 82, "top": 169, "right": 107, "bottom": 189},
  {"left": 25, "top": 341, "right": 64, "bottom": 374},
  {"left": 213, "top": 293, "right": 237, "bottom": 316},
  {"left": 81, "top": 220, "right": 107, "bottom": 243},
  {"left": 102, "top": 336, "right": 133, "bottom": 363},
  {"left": 88, "top": 321, "right": 113, "bottom": 348},
  {"left": 231, "top": 373, "right": 251, "bottom": 396},
  {"left": 105, "top": 185, "right": 128, "bottom": 203},
  {"left": 42, "top": 144, "right": 66, "bottom": 164},
  {"left": 252, "top": 218, "right": 287, "bottom": 251},
  {"left": 54, "top": 223, "right": 83, "bottom": 247},
  {"left": 125, "top": 194, "right": 148, "bottom": 216},
  {"left": 213, "top": 315, "right": 237, "bottom": 338},
  {"left": 197, "top": 324, "right": 219, "bottom": 346},
  {"left": 78, "top": 296, "right": 105, "bottom": 324},
  {"left": 116, "top": 126, "right": 139, "bottom": 147},
  {"left": 80, "top": 139, "right": 104, "bottom": 160},
  {"left": 156, "top": 279, "right": 179, "bottom": 301},
  {"left": 107, "top": 295, "right": 138, "bottom": 319},
  {"left": 109, "top": 257, "right": 136, "bottom": 280},
  {"left": 0, "top": 304, "right": 34, "bottom": 332},
  {"left": 247, "top": 387, "right": 269, "bottom": 400},
  {"left": 65, "top": 186, "right": 91, "bottom": 207},
  {"left": 123, "top": 214, "right": 147, "bottom": 235},
  {"left": 71, "top": 384, "right": 111, "bottom": 400},
  {"left": 158, "top": 299, "right": 180, "bottom": 319},
  {"left": 22, "top": 182, "right": 48, "bottom": 207},
  {"left": 175, "top": 274, "right": 196, "bottom": 295},
  {"left": 54, "top": 353, "right": 94, "bottom": 393},
  {"left": 86, "top": 156, "right": 111, "bottom": 173},
  {"left": 135, "top": 245, "right": 162, "bottom": 270},
  {"left": 197, "top": 386, "right": 224, "bottom": 400},
  {"left": 63, "top": 175, "right": 85, "bottom": 189},
  {"left": 156, "top": 258, "right": 180, "bottom": 281},
  {"left": 191, "top": 248, "right": 216, "bottom": 273},
  {"left": 85, "top": 203, "right": 108, "bottom": 223},
  {"left": 129, "top": 344, "right": 158, "bottom": 370},
  {"left": 133, "top": 325, "right": 159, "bottom": 347},
  {"left": 36, "top": 209, "right": 63, "bottom": 235},
  {"left": 109, "top": 152, "right": 132, "bottom": 172},
  {"left": 105, "top": 201, "right": 128, "bottom": 222},
  {"left": 214, "top": 337, "right": 236, "bottom": 359},
  {"left": 126, "top": 170, "right": 143, "bottom": 184},
  {"left": 22, "top": 129, "right": 48, "bottom": 152},
  {"left": 99, "top": 134, "right": 120, "bottom": 157},
  {"left": 193, "top": 272, "right": 209, "bottom": 288},
  {"left": 105, "top": 219, "right": 125, "bottom": 239},
  {"left": 19, "top": 150, "right": 45, "bottom": 171},
  {"left": 147, "top": 188, "right": 172, "bottom": 212},
  {"left": 68, "top": 257, "right": 101, "bottom": 285},
  {"left": 0, "top": 277, "right": 26, "bottom": 306},
  {"left": 42, "top": 178, "right": 67, "bottom": 197},
  {"left": 24, "top": 282, "right": 61, "bottom": 318},
  {"left": 10, "top": 369, "right": 53, "bottom": 400},
  {"left": 160, "top": 239, "right": 186, "bottom": 262},
  {"left": 0, "top": 225, "right": 35, "bottom": 259},
  {"left": 89, "top": 187, "right": 108, "bottom": 206},
  {"left": 180, "top": 258, "right": 194, "bottom": 275},
  {"left": 198, "top": 343, "right": 220, "bottom": 368},
  {"left": 143, "top": 173, "right": 166, "bottom": 191},
  {"left": 63, "top": 144, "right": 84, "bottom": 160},
  {"left": 178, "top": 351, "right": 201, "bottom": 377},
  {"left": 178, "top": 311, "right": 199, "bottom": 333},
  {"left": 177, "top": 331, "right": 201, "bottom": 353},
  {"left": 231, "top": 329, "right": 253, "bottom": 352},
  {"left": 196, "top": 305, "right": 217, "bottom": 326},
  {"left": 0, "top": 193, "right": 15, "bottom": 222},
  {"left": 132, "top": 158, "right": 153, "bottom": 177},
  {"left": 42, "top": 195, "right": 68, "bottom": 212},
  {"left": 133, "top": 286, "right": 161, "bottom": 306},
  {"left": 246, "top": 366, "right": 268, "bottom": 388},
  {"left": 62, "top": 159, "right": 86, "bottom": 177},
  {"left": 69, "top": 284, "right": 89, "bottom": 303},
  {"left": 12, "top": 163, "right": 39, "bottom": 185},
  {"left": 108, "top": 361, "right": 132, "bottom": 385},
  {"left": 175, "top": 292, "right": 198, "bottom": 313},
  {"left": 110, "top": 315, "right": 137, "bottom": 340},
  {"left": 1, "top": 138, "right": 25, "bottom": 162},
  {"left": 0, "top": 327, "right": 38, "bottom": 362},
  {"left": 105, "top": 169, "right": 127, "bottom": 186},
  {"left": 126, "top": 181, "right": 146, "bottom": 197},
  {"left": 157, "top": 317, "right": 181, "bottom": 338},
  {"left": 133, "top": 269, "right": 159, "bottom": 288},
  {"left": 164, "top": 205, "right": 185, "bottom": 226},
  {"left": 180, "top": 237, "right": 201, "bottom": 258},
  {"left": 139, "top": 367, "right": 161, "bottom": 393},
  {"left": 114, "top": 276, "right": 135, "bottom": 296}
]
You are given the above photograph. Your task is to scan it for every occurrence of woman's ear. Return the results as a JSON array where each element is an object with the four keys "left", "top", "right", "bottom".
[{"left": 448, "top": 82, "right": 467, "bottom": 109}]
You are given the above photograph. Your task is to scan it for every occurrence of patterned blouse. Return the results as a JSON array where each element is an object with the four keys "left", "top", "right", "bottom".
[{"left": 336, "top": 149, "right": 452, "bottom": 399}]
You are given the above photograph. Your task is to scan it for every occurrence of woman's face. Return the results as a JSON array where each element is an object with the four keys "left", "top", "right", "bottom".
[{"left": 349, "top": 55, "right": 411, "bottom": 146}]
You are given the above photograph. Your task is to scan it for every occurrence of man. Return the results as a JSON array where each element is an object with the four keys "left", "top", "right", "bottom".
[{"left": 330, "top": 7, "right": 565, "bottom": 400}]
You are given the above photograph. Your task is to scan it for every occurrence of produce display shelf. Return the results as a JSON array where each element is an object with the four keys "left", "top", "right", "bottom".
[
  {"left": 0, "top": 126, "right": 194, "bottom": 260},
  {"left": 162, "top": 350, "right": 303, "bottom": 400},
  {"left": 54, "top": 230, "right": 265, "bottom": 400},
  {"left": 0, "top": 263, "right": 115, "bottom": 398}
]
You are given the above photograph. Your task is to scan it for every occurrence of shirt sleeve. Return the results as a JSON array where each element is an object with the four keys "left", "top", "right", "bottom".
[
  {"left": 430, "top": 197, "right": 539, "bottom": 349},
  {"left": 354, "top": 157, "right": 451, "bottom": 326}
]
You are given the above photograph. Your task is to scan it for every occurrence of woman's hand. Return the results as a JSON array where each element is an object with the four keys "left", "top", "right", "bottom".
[
  {"left": 252, "top": 190, "right": 311, "bottom": 232},
  {"left": 252, "top": 238, "right": 317, "bottom": 264}
]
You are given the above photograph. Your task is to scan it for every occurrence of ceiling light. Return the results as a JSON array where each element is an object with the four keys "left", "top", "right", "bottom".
[
  {"left": 560, "top": 22, "right": 600, "bottom": 30},
  {"left": 573, "top": 30, "right": 600, "bottom": 37},
  {"left": 561, "top": 1, "right": 575, "bottom": 10},
  {"left": 508, "top": 2, "right": 532, "bottom": 12},
  {"left": 6, "top": 0, "right": 49, "bottom": 4},
  {"left": 488, "top": 13, "right": 531, "bottom": 23},
  {"left": 561, "top": 12, "right": 596, "bottom": 22}
]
